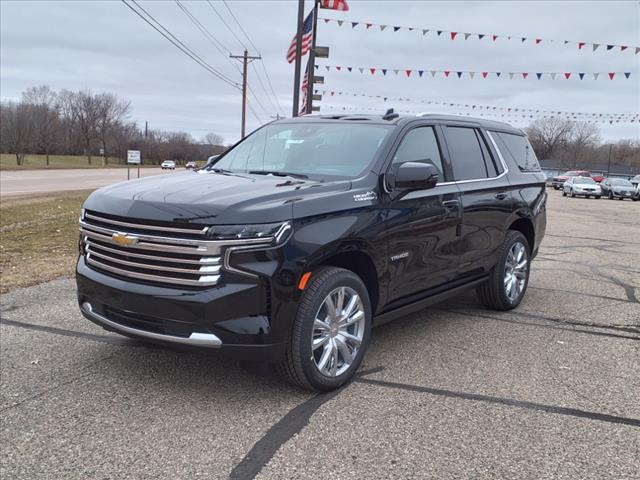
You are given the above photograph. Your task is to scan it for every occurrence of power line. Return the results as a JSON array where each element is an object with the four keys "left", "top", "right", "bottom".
[
  {"left": 174, "top": 0, "right": 269, "bottom": 121},
  {"left": 221, "top": 0, "right": 284, "bottom": 115},
  {"left": 122, "top": 0, "right": 239, "bottom": 89},
  {"left": 206, "top": 0, "right": 249, "bottom": 51}
]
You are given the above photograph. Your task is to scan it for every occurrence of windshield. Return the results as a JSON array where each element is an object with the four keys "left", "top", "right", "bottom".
[
  {"left": 611, "top": 178, "right": 632, "bottom": 186},
  {"left": 574, "top": 177, "right": 596, "bottom": 184},
  {"left": 209, "top": 122, "right": 392, "bottom": 179}
]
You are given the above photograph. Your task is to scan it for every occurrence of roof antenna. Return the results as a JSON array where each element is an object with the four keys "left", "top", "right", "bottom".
[{"left": 382, "top": 108, "right": 399, "bottom": 120}]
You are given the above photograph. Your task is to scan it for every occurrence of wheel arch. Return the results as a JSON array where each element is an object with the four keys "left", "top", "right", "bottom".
[{"left": 508, "top": 217, "right": 535, "bottom": 253}]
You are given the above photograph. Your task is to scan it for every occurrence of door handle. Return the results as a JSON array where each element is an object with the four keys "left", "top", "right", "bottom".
[
  {"left": 442, "top": 199, "right": 460, "bottom": 209},
  {"left": 494, "top": 192, "right": 508, "bottom": 200}
]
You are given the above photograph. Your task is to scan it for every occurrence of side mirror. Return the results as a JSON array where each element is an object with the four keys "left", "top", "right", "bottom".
[{"left": 392, "top": 162, "right": 439, "bottom": 190}]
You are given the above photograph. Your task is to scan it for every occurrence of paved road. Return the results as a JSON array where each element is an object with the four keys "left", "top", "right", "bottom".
[
  {"left": 1, "top": 191, "right": 639, "bottom": 479},
  {"left": 0, "top": 168, "right": 172, "bottom": 197}
]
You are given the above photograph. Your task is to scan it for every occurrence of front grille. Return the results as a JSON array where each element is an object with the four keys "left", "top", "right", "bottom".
[{"left": 79, "top": 210, "right": 269, "bottom": 288}]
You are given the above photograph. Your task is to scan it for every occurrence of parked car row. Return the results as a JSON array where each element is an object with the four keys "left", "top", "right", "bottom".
[{"left": 561, "top": 176, "right": 639, "bottom": 201}]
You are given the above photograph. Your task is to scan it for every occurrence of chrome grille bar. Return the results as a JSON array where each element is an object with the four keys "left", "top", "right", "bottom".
[
  {"left": 85, "top": 211, "right": 208, "bottom": 235},
  {"left": 80, "top": 211, "right": 274, "bottom": 288}
]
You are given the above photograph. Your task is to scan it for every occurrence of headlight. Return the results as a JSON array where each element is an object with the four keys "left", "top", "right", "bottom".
[{"left": 205, "top": 221, "right": 292, "bottom": 244}]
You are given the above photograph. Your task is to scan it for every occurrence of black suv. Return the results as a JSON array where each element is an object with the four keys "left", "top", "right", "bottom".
[{"left": 77, "top": 113, "right": 546, "bottom": 391}]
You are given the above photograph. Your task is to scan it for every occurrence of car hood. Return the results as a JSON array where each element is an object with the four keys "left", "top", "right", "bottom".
[
  {"left": 612, "top": 186, "right": 637, "bottom": 192},
  {"left": 83, "top": 171, "right": 351, "bottom": 225},
  {"left": 573, "top": 183, "right": 600, "bottom": 188}
]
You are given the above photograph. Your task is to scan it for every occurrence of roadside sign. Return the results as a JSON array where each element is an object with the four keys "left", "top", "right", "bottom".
[
  {"left": 313, "top": 76, "right": 324, "bottom": 84},
  {"left": 127, "top": 150, "right": 141, "bottom": 164},
  {"left": 99, "top": 148, "right": 105, "bottom": 156}
]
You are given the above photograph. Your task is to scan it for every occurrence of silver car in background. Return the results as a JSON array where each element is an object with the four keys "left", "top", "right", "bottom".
[
  {"left": 600, "top": 178, "right": 640, "bottom": 201},
  {"left": 562, "top": 176, "right": 602, "bottom": 199}
]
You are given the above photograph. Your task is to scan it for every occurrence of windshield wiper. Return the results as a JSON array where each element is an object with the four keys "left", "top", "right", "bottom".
[
  {"left": 249, "top": 170, "right": 308, "bottom": 179},
  {"left": 208, "top": 167, "right": 234, "bottom": 174}
]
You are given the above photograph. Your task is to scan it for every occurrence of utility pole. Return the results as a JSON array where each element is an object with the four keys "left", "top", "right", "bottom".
[
  {"left": 292, "top": 0, "right": 305, "bottom": 117},
  {"left": 230, "top": 50, "right": 261, "bottom": 138},
  {"left": 305, "top": 0, "right": 319, "bottom": 115},
  {"left": 607, "top": 143, "right": 613, "bottom": 176}
]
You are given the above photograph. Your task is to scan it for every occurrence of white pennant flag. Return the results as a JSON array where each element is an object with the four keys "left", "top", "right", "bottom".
[
  {"left": 422, "top": 29, "right": 429, "bottom": 35},
  {"left": 550, "top": 73, "right": 557, "bottom": 80},
  {"left": 509, "top": 72, "right": 515, "bottom": 79},
  {"left": 464, "top": 33, "right": 471, "bottom": 40},
  {"left": 592, "top": 43, "right": 600, "bottom": 51},
  {"left": 431, "top": 71, "right": 437, "bottom": 77},
  {"left": 593, "top": 72, "right": 599, "bottom": 80},
  {"left": 469, "top": 72, "right": 475, "bottom": 79},
  {"left": 393, "top": 69, "right": 400, "bottom": 75},
  {"left": 358, "top": 67, "right": 364, "bottom": 74}
]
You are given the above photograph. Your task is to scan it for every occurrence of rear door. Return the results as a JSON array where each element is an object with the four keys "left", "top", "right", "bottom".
[
  {"left": 441, "top": 125, "right": 514, "bottom": 276},
  {"left": 383, "top": 124, "right": 462, "bottom": 303}
]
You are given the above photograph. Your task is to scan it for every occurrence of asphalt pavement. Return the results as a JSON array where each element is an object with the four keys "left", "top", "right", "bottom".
[
  {"left": 1, "top": 190, "right": 639, "bottom": 479},
  {"left": 0, "top": 168, "right": 170, "bottom": 197}
]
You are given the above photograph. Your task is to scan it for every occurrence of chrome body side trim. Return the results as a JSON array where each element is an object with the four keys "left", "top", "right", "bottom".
[{"left": 81, "top": 302, "right": 222, "bottom": 347}]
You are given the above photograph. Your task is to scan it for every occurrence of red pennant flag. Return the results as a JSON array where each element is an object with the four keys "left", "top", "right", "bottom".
[
  {"left": 620, "top": 45, "right": 628, "bottom": 51},
  {"left": 406, "top": 70, "right": 412, "bottom": 77},
  {"left": 370, "top": 68, "right": 376, "bottom": 75},
  {"left": 444, "top": 71, "right": 450, "bottom": 77},
  {"left": 492, "top": 35, "right": 498, "bottom": 41},
  {"left": 535, "top": 38, "right": 542, "bottom": 44},
  {"left": 522, "top": 72, "right": 528, "bottom": 79},
  {"left": 366, "top": 23, "right": 372, "bottom": 29},
  {"left": 564, "top": 72, "right": 571, "bottom": 79},
  {"left": 450, "top": 32, "right": 458, "bottom": 40},
  {"left": 482, "top": 72, "right": 488, "bottom": 78},
  {"left": 330, "top": 91, "right": 335, "bottom": 96},
  {"left": 336, "top": 66, "right": 341, "bottom": 71},
  {"left": 578, "top": 42, "right": 586, "bottom": 49},
  {"left": 608, "top": 72, "right": 615, "bottom": 79}
]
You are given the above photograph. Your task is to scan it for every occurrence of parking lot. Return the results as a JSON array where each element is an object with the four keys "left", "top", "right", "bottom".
[{"left": 1, "top": 189, "right": 638, "bottom": 479}]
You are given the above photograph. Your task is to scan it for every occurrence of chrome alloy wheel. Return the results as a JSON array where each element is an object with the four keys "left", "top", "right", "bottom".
[
  {"left": 504, "top": 242, "right": 528, "bottom": 302},
  {"left": 311, "top": 286, "right": 365, "bottom": 377}
]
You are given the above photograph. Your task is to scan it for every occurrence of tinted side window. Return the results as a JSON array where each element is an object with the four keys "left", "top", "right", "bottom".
[
  {"left": 492, "top": 131, "right": 541, "bottom": 172},
  {"left": 392, "top": 127, "right": 444, "bottom": 180},
  {"left": 446, "top": 127, "right": 488, "bottom": 180},
  {"left": 477, "top": 130, "right": 502, "bottom": 177}
]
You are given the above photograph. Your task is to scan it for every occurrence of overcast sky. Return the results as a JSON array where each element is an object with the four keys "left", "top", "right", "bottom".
[{"left": 1, "top": 0, "right": 639, "bottom": 143}]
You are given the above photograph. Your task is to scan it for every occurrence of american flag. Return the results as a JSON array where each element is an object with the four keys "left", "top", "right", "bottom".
[
  {"left": 299, "top": 59, "right": 310, "bottom": 115},
  {"left": 286, "top": 10, "right": 314, "bottom": 64},
  {"left": 320, "top": 0, "right": 349, "bottom": 11}
]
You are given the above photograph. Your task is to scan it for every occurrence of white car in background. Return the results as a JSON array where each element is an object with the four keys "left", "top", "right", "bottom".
[
  {"left": 562, "top": 176, "right": 602, "bottom": 199},
  {"left": 161, "top": 160, "right": 176, "bottom": 170}
]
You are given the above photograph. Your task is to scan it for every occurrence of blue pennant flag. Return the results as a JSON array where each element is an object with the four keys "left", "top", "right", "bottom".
[{"left": 536, "top": 73, "right": 542, "bottom": 80}]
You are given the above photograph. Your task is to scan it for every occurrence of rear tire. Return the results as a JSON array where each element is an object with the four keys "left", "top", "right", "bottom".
[
  {"left": 279, "top": 267, "right": 372, "bottom": 391},
  {"left": 570, "top": 189, "right": 575, "bottom": 198},
  {"left": 562, "top": 190, "right": 567, "bottom": 197},
  {"left": 596, "top": 196, "right": 601, "bottom": 199},
  {"left": 476, "top": 231, "right": 531, "bottom": 311},
  {"left": 609, "top": 192, "right": 614, "bottom": 199}
]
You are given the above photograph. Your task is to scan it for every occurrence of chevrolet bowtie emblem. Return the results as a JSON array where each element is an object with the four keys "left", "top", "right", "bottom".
[{"left": 111, "top": 232, "right": 139, "bottom": 247}]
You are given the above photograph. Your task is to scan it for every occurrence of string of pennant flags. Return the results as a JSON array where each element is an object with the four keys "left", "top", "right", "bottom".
[
  {"left": 318, "top": 105, "right": 639, "bottom": 124},
  {"left": 320, "top": 17, "right": 640, "bottom": 55},
  {"left": 317, "top": 65, "right": 633, "bottom": 80},
  {"left": 313, "top": 89, "right": 639, "bottom": 121}
]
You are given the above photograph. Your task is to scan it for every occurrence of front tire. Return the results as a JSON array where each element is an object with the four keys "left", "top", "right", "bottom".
[
  {"left": 570, "top": 189, "right": 575, "bottom": 198},
  {"left": 476, "top": 231, "right": 531, "bottom": 311},
  {"left": 596, "top": 196, "right": 601, "bottom": 199},
  {"left": 279, "top": 267, "right": 372, "bottom": 391},
  {"left": 562, "top": 189, "right": 567, "bottom": 197}
]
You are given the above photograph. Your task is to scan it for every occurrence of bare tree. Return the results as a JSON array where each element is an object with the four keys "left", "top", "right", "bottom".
[
  {"left": 22, "top": 85, "right": 59, "bottom": 166},
  {"left": 61, "top": 90, "right": 104, "bottom": 165},
  {"left": 562, "top": 122, "right": 600, "bottom": 169},
  {"left": 95, "top": 93, "right": 131, "bottom": 165},
  {"left": 202, "top": 132, "right": 224, "bottom": 146},
  {"left": 525, "top": 118, "right": 574, "bottom": 160},
  {"left": 0, "top": 101, "right": 35, "bottom": 165}
]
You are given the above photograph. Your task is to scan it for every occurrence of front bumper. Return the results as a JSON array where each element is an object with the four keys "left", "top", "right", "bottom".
[
  {"left": 76, "top": 256, "right": 287, "bottom": 361},
  {"left": 611, "top": 190, "right": 639, "bottom": 199}
]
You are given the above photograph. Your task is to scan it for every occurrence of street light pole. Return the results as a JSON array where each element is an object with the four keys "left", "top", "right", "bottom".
[{"left": 230, "top": 50, "right": 261, "bottom": 138}]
